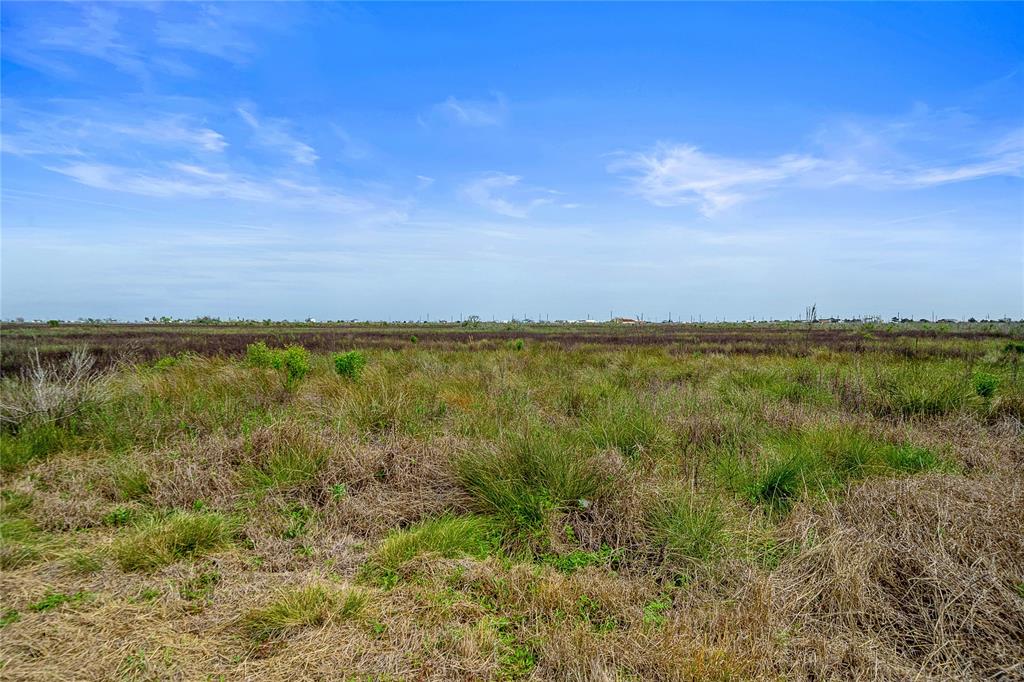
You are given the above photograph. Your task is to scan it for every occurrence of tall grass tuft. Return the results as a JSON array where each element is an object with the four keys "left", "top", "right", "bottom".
[
  {"left": 373, "top": 514, "right": 501, "bottom": 573},
  {"left": 240, "top": 584, "right": 367, "bottom": 640},
  {"left": 646, "top": 490, "right": 728, "bottom": 571},
  {"left": 242, "top": 426, "right": 327, "bottom": 491},
  {"left": 112, "top": 511, "right": 237, "bottom": 571},
  {"left": 584, "top": 393, "right": 674, "bottom": 460},
  {"left": 456, "top": 428, "right": 611, "bottom": 542}
]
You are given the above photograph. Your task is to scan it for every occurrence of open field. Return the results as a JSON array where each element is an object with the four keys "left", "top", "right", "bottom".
[
  {"left": 1, "top": 321, "right": 1019, "bottom": 375},
  {"left": 1, "top": 324, "right": 1022, "bottom": 680}
]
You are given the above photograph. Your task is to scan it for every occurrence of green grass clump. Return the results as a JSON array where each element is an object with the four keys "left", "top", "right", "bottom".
[
  {"left": 373, "top": 514, "right": 502, "bottom": 574},
  {"left": 728, "top": 366, "right": 832, "bottom": 406},
  {"left": 243, "top": 431, "right": 326, "bottom": 491},
  {"left": 867, "top": 364, "right": 967, "bottom": 418},
  {"left": 110, "top": 462, "right": 151, "bottom": 501},
  {"left": 65, "top": 551, "right": 104, "bottom": 574},
  {"left": 0, "top": 421, "right": 69, "bottom": 473},
  {"left": 333, "top": 351, "right": 367, "bottom": 379},
  {"left": 719, "top": 427, "right": 945, "bottom": 515},
  {"left": 585, "top": 394, "right": 673, "bottom": 459},
  {"left": 240, "top": 584, "right": 367, "bottom": 640},
  {"left": 647, "top": 492, "right": 728, "bottom": 569},
  {"left": 0, "top": 517, "right": 42, "bottom": 569},
  {"left": 456, "top": 429, "right": 611, "bottom": 542},
  {"left": 345, "top": 373, "right": 446, "bottom": 436},
  {"left": 112, "top": 511, "right": 237, "bottom": 572},
  {"left": 740, "top": 450, "right": 820, "bottom": 514}
]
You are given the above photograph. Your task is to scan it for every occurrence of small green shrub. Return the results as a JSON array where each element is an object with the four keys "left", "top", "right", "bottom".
[
  {"left": 152, "top": 356, "right": 179, "bottom": 371},
  {"left": 240, "top": 584, "right": 366, "bottom": 640},
  {"left": 373, "top": 515, "right": 501, "bottom": 574},
  {"left": 642, "top": 597, "right": 672, "bottom": 626},
  {"left": 972, "top": 372, "right": 999, "bottom": 398},
  {"left": 333, "top": 351, "right": 367, "bottom": 379},
  {"left": 281, "top": 502, "right": 314, "bottom": 539},
  {"left": 113, "top": 511, "right": 237, "bottom": 572},
  {"left": 279, "top": 346, "right": 310, "bottom": 384},
  {"left": 245, "top": 342, "right": 310, "bottom": 385},
  {"left": 544, "top": 545, "right": 622, "bottom": 574},
  {"left": 509, "top": 339, "right": 525, "bottom": 351},
  {"left": 103, "top": 506, "right": 135, "bottom": 527},
  {"left": 245, "top": 341, "right": 276, "bottom": 368}
]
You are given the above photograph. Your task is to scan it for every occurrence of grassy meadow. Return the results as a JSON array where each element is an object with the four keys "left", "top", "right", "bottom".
[{"left": 1, "top": 323, "right": 1022, "bottom": 680}]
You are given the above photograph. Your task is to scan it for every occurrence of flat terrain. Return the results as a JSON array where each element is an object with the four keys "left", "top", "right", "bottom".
[
  {"left": 1, "top": 324, "right": 1022, "bottom": 680},
  {"left": 1, "top": 321, "right": 1016, "bottom": 374}
]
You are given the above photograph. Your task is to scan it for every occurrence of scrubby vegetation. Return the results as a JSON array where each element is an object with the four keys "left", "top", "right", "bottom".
[
  {"left": 0, "top": 324, "right": 1021, "bottom": 680},
  {"left": 333, "top": 350, "right": 367, "bottom": 379}
]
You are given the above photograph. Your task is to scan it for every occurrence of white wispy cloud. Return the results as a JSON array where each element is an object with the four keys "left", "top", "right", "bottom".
[
  {"left": 608, "top": 145, "right": 819, "bottom": 215},
  {"left": 1, "top": 104, "right": 227, "bottom": 158},
  {"left": 610, "top": 108, "right": 1024, "bottom": 216},
  {"left": 111, "top": 118, "right": 228, "bottom": 154},
  {"left": 155, "top": 6, "right": 259, "bottom": 65},
  {"left": 460, "top": 172, "right": 556, "bottom": 218},
  {"left": 47, "top": 160, "right": 403, "bottom": 219},
  {"left": 237, "top": 104, "right": 318, "bottom": 165},
  {"left": 11, "top": 5, "right": 149, "bottom": 80},
  {"left": 3, "top": 98, "right": 403, "bottom": 223},
  {"left": 432, "top": 93, "right": 508, "bottom": 127},
  {"left": 1, "top": 3, "right": 291, "bottom": 82}
]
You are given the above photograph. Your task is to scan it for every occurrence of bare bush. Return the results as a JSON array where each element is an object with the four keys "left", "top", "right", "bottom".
[{"left": 0, "top": 347, "right": 108, "bottom": 430}]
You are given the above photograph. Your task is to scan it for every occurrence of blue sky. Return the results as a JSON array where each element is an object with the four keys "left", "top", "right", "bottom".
[{"left": 2, "top": 2, "right": 1022, "bottom": 321}]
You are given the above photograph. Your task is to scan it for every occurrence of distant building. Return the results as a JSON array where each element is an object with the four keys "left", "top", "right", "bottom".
[{"left": 612, "top": 317, "right": 640, "bottom": 325}]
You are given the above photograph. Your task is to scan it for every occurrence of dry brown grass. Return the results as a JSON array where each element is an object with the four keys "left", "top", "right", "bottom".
[
  {"left": 772, "top": 474, "right": 1024, "bottom": 680},
  {"left": 2, "top": 337, "right": 1023, "bottom": 680}
]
